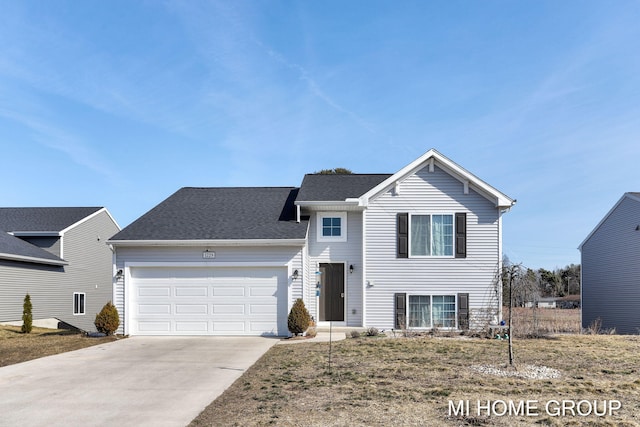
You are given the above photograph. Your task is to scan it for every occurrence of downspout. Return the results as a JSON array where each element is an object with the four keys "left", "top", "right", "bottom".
[{"left": 361, "top": 208, "right": 367, "bottom": 328}]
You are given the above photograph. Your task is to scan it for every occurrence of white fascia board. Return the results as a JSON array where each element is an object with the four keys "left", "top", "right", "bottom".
[
  {"left": 60, "top": 207, "right": 121, "bottom": 234},
  {"left": 107, "top": 239, "right": 307, "bottom": 247},
  {"left": 0, "top": 252, "right": 68, "bottom": 266},
  {"left": 578, "top": 192, "right": 640, "bottom": 250},
  {"left": 359, "top": 148, "right": 515, "bottom": 209}
]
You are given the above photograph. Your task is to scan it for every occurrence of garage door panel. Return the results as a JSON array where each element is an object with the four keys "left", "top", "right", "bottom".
[
  {"left": 250, "top": 304, "right": 277, "bottom": 314},
  {"left": 213, "top": 322, "right": 246, "bottom": 332},
  {"left": 250, "top": 287, "right": 277, "bottom": 297},
  {"left": 139, "top": 287, "right": 171, "bottom": 297},
  {"left": 213, "top": 287, "right": 245, "bottom": 297},
  {"left": 175, "top": 322, "right": 209, "bottom": 332},
  {"left": 213, "top": 304, "right": 245, "bottom": 314},
  {"left": 138, "top": 321, "right": 171, "bottom": 332},
  {"left": 130, "top": 267, "right": 287, "bottom": 336},
  {"left": 175, "top": 304, "right": 208, "bottom": 314},
  {"left": 175, "top": 287, "right": 208, "bottom": 297},
  {"left": 138, "top": 304, "right": 171, "bottom": 314}
]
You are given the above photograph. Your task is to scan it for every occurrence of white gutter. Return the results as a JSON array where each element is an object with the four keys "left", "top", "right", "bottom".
[
  {"left": 107, "top": 239, "right": 308, "bottom": 247},
  {"left": 0, "top": 252, "right": 68, "bottom": 266}
]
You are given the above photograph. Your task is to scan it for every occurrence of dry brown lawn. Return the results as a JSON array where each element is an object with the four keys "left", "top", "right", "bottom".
[
  {"left": 0, "top": 325, "right": 118, "bottom": 367},
  {"left": 191, "top": 332, "right": 640, "bottom": 426}
]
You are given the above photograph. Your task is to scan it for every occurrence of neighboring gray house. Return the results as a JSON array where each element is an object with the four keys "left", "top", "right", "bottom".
[
  {"left": 0, "top": 207, "right": 120, "bottom": 331},
  {"left": 579, "top": 192, "right": 640, "bottom": 334},
  {"left": 109, "top": 149, "right": 515, "bottom": 336}
]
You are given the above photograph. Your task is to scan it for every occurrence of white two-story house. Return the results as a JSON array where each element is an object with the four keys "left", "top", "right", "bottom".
[{"left": 109, "top": 149, "right": 515, "bottom": 336}]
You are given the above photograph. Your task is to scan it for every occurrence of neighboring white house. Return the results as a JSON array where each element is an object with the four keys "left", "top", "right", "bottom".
[
  {"left": 0, "top": 207, "right": 120, "bottom": 332},
  {"left": 579, "top": 192, "right": 640, "bottom": 334},
  {"left": 108, "top": 149, "right": 515, "bottom": 336}
]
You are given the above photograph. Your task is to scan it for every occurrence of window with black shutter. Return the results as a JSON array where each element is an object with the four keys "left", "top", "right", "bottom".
[
  {"left": 458, "top": 293, "right": 469, "bottom": 330},
  {"left": 455, "top": 212, "right": 467, "bottom": 258},
  {"left": 397, "top": 213, "right": 408, "bottom": 258},
  {"left": 394, "top": 293, "right": 406, "bottom": 329}
]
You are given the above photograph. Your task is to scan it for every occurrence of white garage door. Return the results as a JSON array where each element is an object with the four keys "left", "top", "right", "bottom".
[{"left": 129, "top": 267, "right": 288, "bottom": 336}]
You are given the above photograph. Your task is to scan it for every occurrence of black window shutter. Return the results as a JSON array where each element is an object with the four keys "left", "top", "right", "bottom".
[
  {"left": 397, "top": 213, "right": 408, "bottom": 258},
  {"left": 455, "top": 212, "right": 467, "bottom": 258},
  {"left": 395, "top": 293, "right": 407, "bottom": 329},
  {"left": 458, "top": 293, "right": 469, "bottom": 330}
]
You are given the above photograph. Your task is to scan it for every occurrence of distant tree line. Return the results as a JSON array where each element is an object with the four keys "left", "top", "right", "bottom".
[{"left": 501, "top": 256, "right": 580, "bottom": 307}]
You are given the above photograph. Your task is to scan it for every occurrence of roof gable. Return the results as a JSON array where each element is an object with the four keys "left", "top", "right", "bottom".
[
  {"left": 110, "top": 187, "right": 309, "bottom": 242},
  {"left": 579, "top": 192, "right": 640, "bottom": 250},
  {"left": 359, "top": 149, "right": 515, "bottom": 208}
]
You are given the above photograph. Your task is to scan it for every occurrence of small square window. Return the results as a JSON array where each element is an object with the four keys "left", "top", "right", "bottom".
[
  {"left": 317, "top": 212, "right": 347, "bottom": 242},
  {"left": 74, "top": 292, "right": 85, "bottom": 315},
  {"left": 322, "top": 217, "right": 341, "bottom": 236}
]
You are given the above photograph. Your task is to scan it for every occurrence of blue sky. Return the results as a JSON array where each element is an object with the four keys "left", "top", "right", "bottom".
[{"left": 1, "top": 1, "right": 639, "bottom": 270}]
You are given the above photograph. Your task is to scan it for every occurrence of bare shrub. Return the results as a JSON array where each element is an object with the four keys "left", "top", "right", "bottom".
[
  {"left": 585, "top": 317, "right": 602, "bottom": 335},
  {"left": 350, "top": 330, "right": 361, "bottom": 339},
  {"left": 365, "top": 327, "right": 380, "bottom": 337}
]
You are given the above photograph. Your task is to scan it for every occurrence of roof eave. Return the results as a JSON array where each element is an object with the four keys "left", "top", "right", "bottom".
[
  {"left": 0, "top": 253, "right": 68, "bottom": 266},
  {"left": 108, "top": 239, "right": 307, "bottom": 247},
  {"left": 295, "top": 200, "right": 364, "bottom": 211}
]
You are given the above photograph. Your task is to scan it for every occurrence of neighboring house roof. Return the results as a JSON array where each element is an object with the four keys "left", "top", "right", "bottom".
[
  {"left": 0, "top": 231, "right": 67, "bottom": 266},
  {"left": 579, "top": 192, "right": 640, "bottom": 250},
  {"left": 0, "top": 207, "right": 104, "bottom": 233},
  {"left": 0, "top": 207, "right": 112, "bottom": 266},
  {"left": 109, "top": 187, "right": 309, "bottom": 243},
  {"left": 296, "top": 174, "right": 392, "bottom": 202}
]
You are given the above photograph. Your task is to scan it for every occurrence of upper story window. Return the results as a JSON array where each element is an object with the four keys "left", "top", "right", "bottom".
[
  {"left": 410, "top": 214, "right": 453, "bottom": 257},
  {"left": 317, "top": 212, "right": 347, "bottom": 242}
]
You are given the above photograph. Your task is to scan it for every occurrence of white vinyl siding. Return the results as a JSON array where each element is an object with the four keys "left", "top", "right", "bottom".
[
  {"left": 581, "top": 195, "right": 640, "bottom": 334},
  {"left": 306, "top": 211, "right": 363, "bottom": 326},
  {"left": 364, "top": 165, "right": 502, "bottom": 330}
]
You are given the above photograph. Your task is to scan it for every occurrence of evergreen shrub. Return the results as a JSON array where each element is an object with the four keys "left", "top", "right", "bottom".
[
  {"left": 21, "top": 293, "right": 33, "bottom": 334},
  {"left": 287, "top": 298, "right": 311, "bottom": 335},
  {"left": 94, "top": 301, "right": 120, "bottom": 335}
]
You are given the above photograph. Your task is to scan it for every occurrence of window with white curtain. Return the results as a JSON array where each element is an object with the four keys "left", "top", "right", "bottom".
[
  {"left": 408, "top": 295, "right": 456, "bottom": 328},
  {"left": 410, "top": 214, "right": 453, "bottom": 256}
]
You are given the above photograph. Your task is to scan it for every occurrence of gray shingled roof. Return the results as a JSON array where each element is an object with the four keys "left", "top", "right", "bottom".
[
  {"left": 296, "top": 174, "right": 392, "bottom": 202},
  {"left": 110, "top": 187, "right": 309, "bottom": 241},
  {"left": 0, "top": 207, "right": 103, "bottom": 232},
  {"left": 0, "top": 231, "right": 66, "bottom": 264}
]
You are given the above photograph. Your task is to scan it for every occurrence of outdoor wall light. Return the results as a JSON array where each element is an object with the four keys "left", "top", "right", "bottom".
[
  {"left": 349, "top": 264, "right": 354, "bottom": 274},
  {"left": 115, "top": 269, "right": 124, "bottom": 278},
  {"left": 292, "top": 269, "right": 299, "bottom": 280}
]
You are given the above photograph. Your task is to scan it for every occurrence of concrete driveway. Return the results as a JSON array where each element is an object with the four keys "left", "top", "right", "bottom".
[{"left": 0, "top": 336, "right": 277, "bottom": 427}]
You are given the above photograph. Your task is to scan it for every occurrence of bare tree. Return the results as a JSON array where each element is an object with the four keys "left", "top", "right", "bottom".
[{"left": 503, "top": 261, "right": 524, "bottom": 367}]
